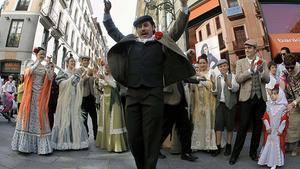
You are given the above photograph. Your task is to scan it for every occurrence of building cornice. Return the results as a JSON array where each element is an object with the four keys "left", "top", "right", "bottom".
[{"left": 1, "top": 11, "right": 40, "bottom": 15}]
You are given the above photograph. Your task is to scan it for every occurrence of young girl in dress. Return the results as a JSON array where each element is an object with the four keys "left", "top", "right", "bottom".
[{"left": 258, "top": 85, "right": 288, "bottom": 169}]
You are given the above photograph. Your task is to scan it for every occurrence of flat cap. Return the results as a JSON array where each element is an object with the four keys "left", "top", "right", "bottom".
[
  {"left": 133, "top": 15, "right": 155, "bottom": 27},
  {"left": 244, "top": 39, "right": 257, "bottom": 48},
  {"left": 79, "top": 55, "right": 90, "bottom": 60},
  {"left": 216, "top": 59, "right": 228, "bottom": 66}
]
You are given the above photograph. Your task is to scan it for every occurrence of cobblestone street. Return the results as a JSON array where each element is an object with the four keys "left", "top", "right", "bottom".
[{"left": 0, "top": 117, "right": 299, "bottom": 169}]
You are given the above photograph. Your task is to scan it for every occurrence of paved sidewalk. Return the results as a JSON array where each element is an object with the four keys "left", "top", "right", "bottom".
[{"left": 0, "top": 117, "right": 299, "bottom": 169}]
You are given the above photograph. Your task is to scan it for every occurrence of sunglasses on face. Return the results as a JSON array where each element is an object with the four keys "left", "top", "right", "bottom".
[
  {"left": 285, "top": 65, "right": 295, "bottom": 70},
  {"left": 281, "top": 53, "right": 287, "bottom": 56}
]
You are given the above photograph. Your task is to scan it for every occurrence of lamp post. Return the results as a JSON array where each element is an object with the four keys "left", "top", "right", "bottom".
[
  {"left": 144, "top": 0, "right": 175, "bottom": 30},
  {"left": 52, "top": 42, "right": 65, "bottom": 64}
]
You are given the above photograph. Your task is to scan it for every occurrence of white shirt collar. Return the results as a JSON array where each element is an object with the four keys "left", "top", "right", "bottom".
[{"left": 137, "top": 36, "right": 155, "bottom": 43}]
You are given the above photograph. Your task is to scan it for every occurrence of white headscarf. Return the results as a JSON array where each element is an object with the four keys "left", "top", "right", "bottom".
[
  {"left": 267, "top": 88, "right": 288, "bottom": 115},
  {"left": 270, "top": 88, "right": 288, "bottom": 106}
]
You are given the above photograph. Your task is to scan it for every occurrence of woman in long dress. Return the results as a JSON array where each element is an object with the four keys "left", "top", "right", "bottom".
[
  {"left": 190, "top": 54, "right": 217, "bottom": 151},
  {"left": 258, "top": 86, "right": 288, "bottom": 169},
  {"left": 94, "top": 64, "right": 128, "bottom": 152},
  {"left": 279, "top": 54, "right": 300, "bottom": 156},
  {"left": 51, "top": 56, "right": 89, "bottom": 150},
  {"left": 11, "top": 47, "right": 54, "bottom": 154}
]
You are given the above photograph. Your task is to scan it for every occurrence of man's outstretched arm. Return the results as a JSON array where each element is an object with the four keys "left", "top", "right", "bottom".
[
  {"left": 169, "top": 0, "right": 189, "bottom": 41},
  {"left": 103, "top": 0, "right": 125, "bottom": 42}
]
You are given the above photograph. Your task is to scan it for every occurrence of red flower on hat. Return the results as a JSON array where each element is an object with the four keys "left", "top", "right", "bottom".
[
  {"left": 154, "top": 31, "right": 163, "bottom": 40},
  {"left": 256, "top": 59, "right": 263, "bottom": 66},
  {"left": 33, "top": 47, "right": 39, "bottom": 54}
]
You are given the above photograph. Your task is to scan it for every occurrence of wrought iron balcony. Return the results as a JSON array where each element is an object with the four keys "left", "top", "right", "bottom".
[
  {"left": 226, "top": 5, "right": 245, "bottom": 20},
  {"left": 144, "top": 0, "right": 175, "bottom": 21},
  {"left": 40, "top": 5, "right": 58, "bottom": 29}
]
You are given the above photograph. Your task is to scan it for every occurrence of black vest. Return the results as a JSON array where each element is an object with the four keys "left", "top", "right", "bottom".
[{"left": 127, "top": 41, "right": 165, "bottom": 88}]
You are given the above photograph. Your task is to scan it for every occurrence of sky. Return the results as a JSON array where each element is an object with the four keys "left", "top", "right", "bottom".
[
  {"left": 89, "top": 0, "right": 138, "bottom": 47},
  {"left": 0, "top": 0, "right": 137, "bottom": 47}
]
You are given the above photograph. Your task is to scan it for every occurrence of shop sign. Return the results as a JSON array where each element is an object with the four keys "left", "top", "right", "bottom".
[{"left": 2, "top": 61, "right": 21, "bottom": 73}]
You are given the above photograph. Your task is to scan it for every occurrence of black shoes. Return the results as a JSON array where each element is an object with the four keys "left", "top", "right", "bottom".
[
  {"left": 211, "top": 144, "right": 232, "bottom": 157},
  {"left": 229, "top": 156, "right": 237, "bottom": 165},
  {"left": 250, "top": 153, "right": 258, "bottom": 161},
  {"left": 158, "top": 150, "right": 198, "bottom": 162},
  {"left": 158, "top": 151, "right": 166, "bottom": 159},
  {"left": 181, "top": 153, "right": 198, "bottom": 162},
  {"left": 224, "top": 144, "right": 232, "bottom": 156},
  {"left": 211, "top": 145, "right": 221, "bottom": 157}
]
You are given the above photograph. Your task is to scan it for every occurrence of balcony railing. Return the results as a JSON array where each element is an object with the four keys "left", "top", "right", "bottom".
[
  {"left": 41, "top": 6, "right": 58, "bottom": 25},
  {"left": 226, "top": 5, "right": 245, "bottom": 20}
]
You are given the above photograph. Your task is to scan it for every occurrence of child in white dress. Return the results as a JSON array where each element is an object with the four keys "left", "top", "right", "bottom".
[{"left": 258, "top": 85, "right": 288, "bottom": 169}]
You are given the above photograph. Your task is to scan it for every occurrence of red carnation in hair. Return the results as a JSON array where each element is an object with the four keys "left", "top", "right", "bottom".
[
  {"left": 154, "top": 31, "right": 163, "bottom": 40},
  {"left": 256, "top": 59, "right": 263, "bottom": 66},
  {"left": 33, "top": 48, "right": 39, "bottom": 54},
  {"left": 272, "top": 83, "right": 280, "bottom": 91}
]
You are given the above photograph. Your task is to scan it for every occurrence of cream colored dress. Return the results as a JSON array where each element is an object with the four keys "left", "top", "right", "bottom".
[
  {"left": 190, "top": 70, "right": 217, "bottom": 150},
  {"left": 95, "top": 75, "right": 128, "bottom": 152},
  {"left": 51, "top": 69, "right": 89, "bottom": 150}
]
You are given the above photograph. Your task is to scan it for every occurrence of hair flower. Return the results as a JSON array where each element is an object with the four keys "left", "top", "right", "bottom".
[{"left": 154, "top": 31, "right": 163, "bottom": 40}]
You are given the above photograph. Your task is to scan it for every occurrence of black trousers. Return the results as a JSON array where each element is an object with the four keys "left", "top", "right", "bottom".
[
  {"left": 48, "top": 103, "right": 57, "bottom": 130},
  {"left": 160, "top": 100, "right": 192, "bottom": 154},
  {"left": 231, "top": 95, "right": 266, "bottom": 158},
  {"left": 82, "top": 94, "right": 98, "bottom": 139},
  {"left": 125, "top": 87, "right": 164, "bottom": 169}
]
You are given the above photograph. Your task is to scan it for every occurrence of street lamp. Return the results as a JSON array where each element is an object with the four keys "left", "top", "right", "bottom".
[
  {"left": 52, "top": 42, "right": 65, "bottom": 64},
  {"left": 144, "top": 0, "right": 176, "bottom": 23}
]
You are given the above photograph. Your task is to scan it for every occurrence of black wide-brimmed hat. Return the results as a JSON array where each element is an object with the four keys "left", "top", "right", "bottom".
[{"left": 133, "top": 15, "right": 155, "bottom": 27}]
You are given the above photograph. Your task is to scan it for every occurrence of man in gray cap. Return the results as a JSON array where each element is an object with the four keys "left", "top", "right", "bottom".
[
  {"left": 211, "top": 59, "right": 239, "bottom": 157},
  {"left": 229, "top": 39, "right": 270, "bottom": 165},
  {"left": 80, "top": 55, "right": 98, "bottom": 140},
  {"left": 103, "top": 0, "right": 195, "bottom": 169}
]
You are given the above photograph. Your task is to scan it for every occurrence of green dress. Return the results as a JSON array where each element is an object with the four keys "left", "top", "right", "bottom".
[{"left": 95, "top": 76, "right": 128, "bottom": 152}]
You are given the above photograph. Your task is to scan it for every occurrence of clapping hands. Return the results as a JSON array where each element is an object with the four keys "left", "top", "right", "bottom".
[
  {"left": 257, "top": 64, "right": 263, "bottom": 73},
  {"left": 75, "top": 67, "right": 87, "bottom": 78}
]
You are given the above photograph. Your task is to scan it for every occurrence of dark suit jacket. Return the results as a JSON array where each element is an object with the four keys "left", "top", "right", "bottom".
[{"left": 103, "top": 12, "right": 195, "bottom": 87}]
